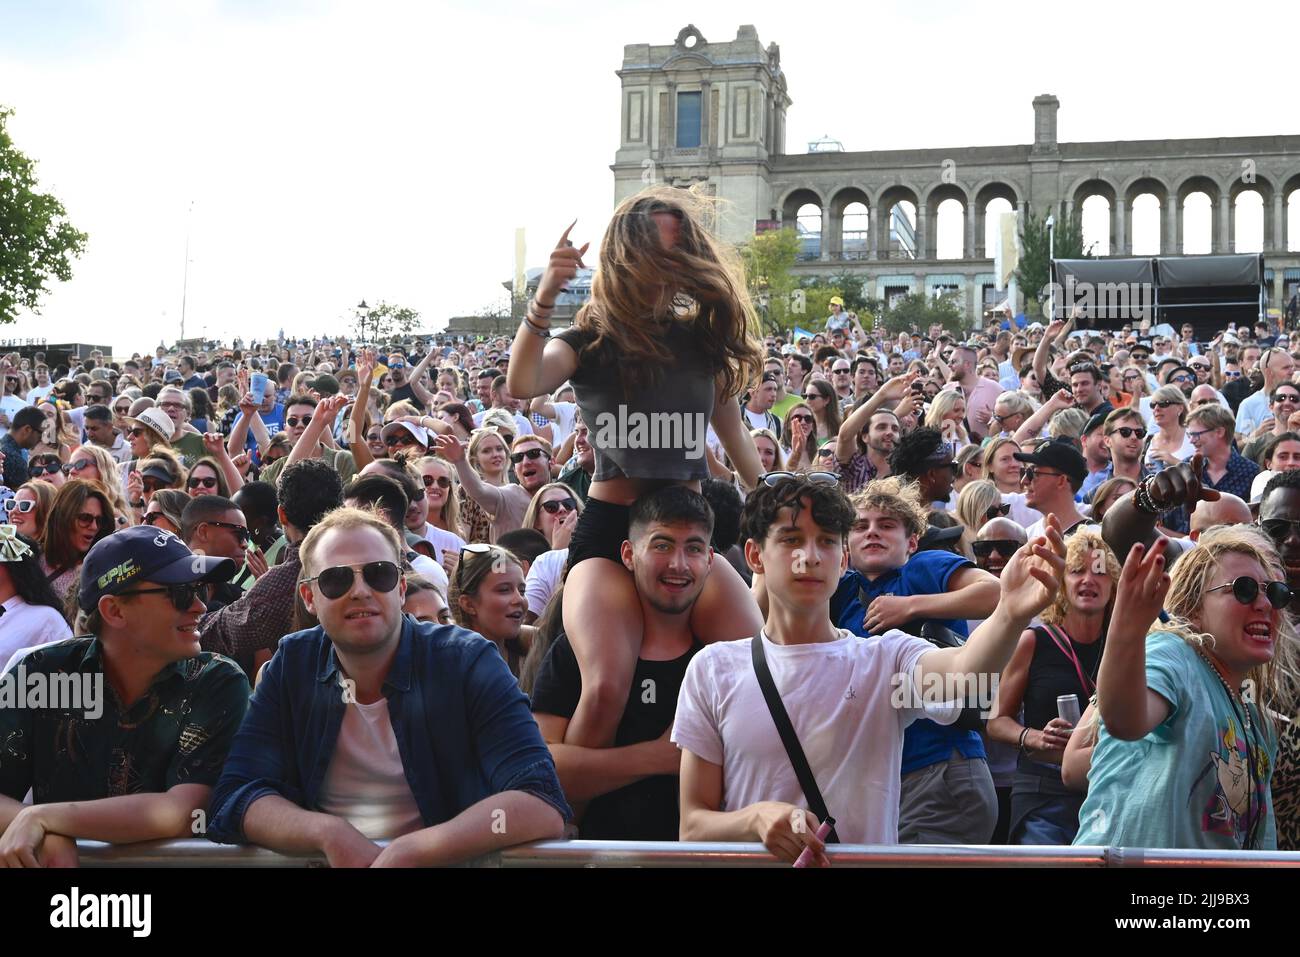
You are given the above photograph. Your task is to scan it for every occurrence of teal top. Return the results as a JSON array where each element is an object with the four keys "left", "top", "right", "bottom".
[{"left": 1074, "top": 631, "right": 1276, "bottom": 850}]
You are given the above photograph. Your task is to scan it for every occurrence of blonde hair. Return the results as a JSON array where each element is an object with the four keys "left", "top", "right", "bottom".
[
  {"left": 924, "top": 389, "right": 966, "bottom": 432},
  {"left": 849, "top": 476, "right": 928, "bottom": 540},
  {"left": 1150, "top": 524, "right": 1300, "bottom": 722},
  {"left": 467, "top": 428, "right": 510, "bottom": 477},
  {"left": 299, "top": 506, "right": 403, "bottom": 580},
  {"left": 1048, "top": 408, "right": 1087, "bottom": 442},
  {"left": 573, "top": 183, "right": 763, "bottom": 402},
  {"left": 981, "top": 437, "right": 1019, "bottom": 481},
  {"left": 749, "top": 427, "right": 786, "bottom": 471},
  {"left": 522, "top": 481, "right": 584, "bottom": 535},
  {"left": 1039, "top": 529, "right": 1119, "bottom": 627},
  {"left": 1150, "top": 384, "right": 1189, "bottom": 425},
  {"left": 955, "top": 479, "right": 1003, "bottom": 553},
  {"left": 70, "top": 444, "right": 130, "bottom": 516},
  {"left": 384, "top": 399, "right": 421, "bottom": 424},
  {"left": 417, "top": 455, "right": 460, "bottom": 534}
]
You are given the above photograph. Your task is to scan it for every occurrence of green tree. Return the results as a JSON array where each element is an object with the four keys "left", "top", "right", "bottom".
[
  {"left": 1015, "top": 204, "right": 1094, "bottom": 317},
  {"left": 739, "top": 228, "right": 799, "bottom": 332},
  {"left": 355, "top": 301, "right": 421, "bottom": 343},
  {"left": 876, "top": 292, "right": 965, "bottom": 338},
  {"left": 0, "top": 106, "right": 88, "bottom": 322}
]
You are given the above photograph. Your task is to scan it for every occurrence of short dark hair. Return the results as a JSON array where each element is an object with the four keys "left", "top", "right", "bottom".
[
  {"left": 284, "top": 393, "right": 317, "bottom": 411},
  {"left": 492, "top": 374, "right": 508, "bottom": 392},
  {"left": 343, "top": 474, "right": 408, "bottom": 529},
  {"left": 786, "top": 353, "right": 812, "bottom": 373},
  {"left": 699, "top": 479, "right": 743, "bottom": 551},
  {"left": 232, "top": 480, "right": 278, "bottom": 522},
  {"left": 497, "top": 528, "right": 551, "bottom": 566},
  {"left": 889, "top": 427, "right": 947, "bottom": 481},
  {"left": 1263, "top": 467, "right": 1300, "bottom": 503},
  {"left": 1068, "top": 361, "right": 1101, "bottom": 383},
  {"left": 83, "top": 404, "right": 113, "bottom": 424},
  {"left": 180, "top": 494, "right": 239, "bottom": 543},
  {"left": 278, "top": 459, "right": 343, "bottom": 532},
  {"left": 12, "top": 406, "right": 45, "bottom": 433},
  {"left": 739, "top": 475, "right": 854, "bottom": 547},
  {"left": 629, "top": 486, "right": 715, "bottom": 544}
]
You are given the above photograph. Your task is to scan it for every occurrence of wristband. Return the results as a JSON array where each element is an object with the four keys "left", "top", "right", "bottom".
[
  {"left": 1018, "top": 727, "right": 1031, "bottom": 755},
  {"left": 533, "top": 297, "right": 556, "bottom": 311}
]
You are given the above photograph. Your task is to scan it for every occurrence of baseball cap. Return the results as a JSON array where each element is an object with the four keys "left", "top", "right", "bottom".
[
  {"left": 829, "top": 296, "right": 844, "bottom": 306},
  {"left": 381, "top": 420, "right": 429, "bottom": 447},
  {"left": 124, "top": 407, "right": 176, "bottom": 443},
  {"left": 79, "top": 526, "right": 237, "bottom": 612},
  {"left": 310, "top": 374, "right": 340, "bottom": 396},
  {"left": 163, "top": 369, "right": 183, "bottom": 383},
  {"left": 140, "top": 463, "right": 177, "bottom": 485},
  {"left": 918, "top": 523, "right": 965, "bottom": 551},
  {"left": 1083, "top": 412, "right": 1108, "bottom": 437},
  {"left": 1013, "top": 438, "right": 1088, "bottom": 485}
]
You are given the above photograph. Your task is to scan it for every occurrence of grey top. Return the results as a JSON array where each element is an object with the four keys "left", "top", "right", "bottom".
[{"left": 557, "top": 323, "right": 716, "bottom": 482}]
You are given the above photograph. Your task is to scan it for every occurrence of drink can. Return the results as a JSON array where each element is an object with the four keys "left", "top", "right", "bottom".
[{"left": 1057, "top": 693, "right": 1081, "bottom": 726}]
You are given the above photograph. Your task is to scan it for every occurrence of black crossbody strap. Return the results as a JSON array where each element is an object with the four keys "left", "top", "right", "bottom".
[{"left": 750, "top": 636, "right": 840, "bottom": 844}]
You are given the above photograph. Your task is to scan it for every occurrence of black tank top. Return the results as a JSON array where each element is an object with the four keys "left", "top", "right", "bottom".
[{"left": 1022, "top": 624, "right": 1103, "bottom": 732}]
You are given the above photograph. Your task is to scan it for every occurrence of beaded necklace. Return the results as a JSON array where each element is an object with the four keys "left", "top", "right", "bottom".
[{"left": 1191, "top": 641, "right": 1261, "bottom": 848}]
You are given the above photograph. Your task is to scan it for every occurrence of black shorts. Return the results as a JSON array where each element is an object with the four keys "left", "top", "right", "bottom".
[{"left": 565, "top": 498, "right": 631, "bottom": 574}]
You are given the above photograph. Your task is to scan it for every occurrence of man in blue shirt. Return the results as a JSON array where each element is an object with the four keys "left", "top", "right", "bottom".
[
  {"left": 207, "top": 506, "right": 569, "bottom": 866},
  {"left": 830, "top": 477, "right": 1003, "bottom": 844}
]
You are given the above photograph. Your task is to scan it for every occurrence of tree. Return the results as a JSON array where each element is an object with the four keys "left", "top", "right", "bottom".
[
  {"left": 354, "top": 301, "right": 421, "bottom": 343},
  {"left": 739, "top": 228, "right": 799, "bottom": 332},
  {"left": 0, "top": 106, "right": 88, "bottom": 322},
  {"left": 876, "top": 292, "right": 966, "bottom": 338},
  {"left": 1015, "top": 203, "right": 1094, "bottom": 317}
]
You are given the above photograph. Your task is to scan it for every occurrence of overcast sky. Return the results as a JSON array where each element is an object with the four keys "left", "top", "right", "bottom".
[{"left": 2, "top": 0, "right": 1293, "bottom": 353}]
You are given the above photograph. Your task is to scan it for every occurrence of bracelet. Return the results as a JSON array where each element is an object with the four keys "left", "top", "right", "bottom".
[
  {"left": 1018, "top": 727, "right": 1031, "bottom": 755},
  {"left": 522, "top": 315, "right": 551, "bottom": 339},
  {"left": 532, "top": 297, "right": 556, "bottom": 311},
  {"left": 1132, "top": 477, "right": 1162, "bottom": 515}
]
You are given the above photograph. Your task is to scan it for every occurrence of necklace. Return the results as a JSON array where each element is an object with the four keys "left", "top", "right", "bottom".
[
  {"left": 1191, "top": 642, "right": 1252, "bottom": 732},
  {"left": 1192, "top": 641, "right": 1261, "bottom": 849}
]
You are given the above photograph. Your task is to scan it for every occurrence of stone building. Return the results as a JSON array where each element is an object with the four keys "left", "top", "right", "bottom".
[{"left": 611, "top": 24, "right": 1300, "bottom": 324}]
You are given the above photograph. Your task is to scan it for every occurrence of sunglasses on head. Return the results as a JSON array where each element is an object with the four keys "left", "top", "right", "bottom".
[
  {"left": 3, "top": 499, "right": 35, "bottom": 514},
  {"left": 972, "top": 539, "right": 1022, "bottom": 559},
  {"left": 1107, "top": 426, "right": 1147, "bottom": 439},
  {"left": 117, "top": 582, "right": 206, "bottom": 612},
  {"left": 759, "top": 470, "right": 838, "bottom": 487},
  {"left": 187, "top": 475, "right": 219, "bottom": 490},
  {"left": 510, "top": 448, "right": 548, "bottom": 464},
  {"left": 540, "top": 497, "right": 577, "bottom": 514},
  {"left": 1206, "top": 576, "right": 1292, "bottom": 610},
  {"left": 303, "top": 560, "right": 401, "bottom": 600},
  {"left": 422, "top": 474, "right": 452, "bottom": 489}
]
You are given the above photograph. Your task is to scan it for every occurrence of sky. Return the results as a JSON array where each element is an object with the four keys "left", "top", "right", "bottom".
[{"left": 1, "top": 0, "right": 1294, "bottom": 353}]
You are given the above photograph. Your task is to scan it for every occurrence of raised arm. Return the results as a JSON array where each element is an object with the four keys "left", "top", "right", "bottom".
[
  {"left": 836, "top": 370, "right": 918, "bottom": 464},
  {"left": 1033, "top": 318, "right": 1067, "bottom": 386},
  {"left": 405, "top": 348, "right": 439, "bottom": 409},
  {"left": 506, "top": 225, "right": 583, "bottom": 400},
  {"left": 1101, "top": 456, "right": 1217, "bottom": 564},
  {"left": 434, "top": 433, "right": 508, "bottom": 516},
  {"left": 203, "top": 432, "right": 245, "bottom": 493},
  {"left": 286, "top": 393, "right": 348, "bottom": 469},
  {"left": 1096, "top": 540, "right": 1173, "bottom": 740},
  {"left": 1012, "top": 389, "right": 1072, "bottom": 443},
  {"left": 712, "top": 377, "right": 762, "bottom": 490}
]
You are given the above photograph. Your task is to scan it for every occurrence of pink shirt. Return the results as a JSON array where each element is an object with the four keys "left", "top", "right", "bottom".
[{"left": 963, "top": 376, "right": 1006, "bottom": 440}]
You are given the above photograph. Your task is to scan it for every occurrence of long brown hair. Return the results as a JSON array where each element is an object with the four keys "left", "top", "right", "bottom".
[
  {"left": 573, "top": 184, "right": 763, "bottom": 400},
  {"left": 42, "top": 479, "right": 116, "bottom": 573}
]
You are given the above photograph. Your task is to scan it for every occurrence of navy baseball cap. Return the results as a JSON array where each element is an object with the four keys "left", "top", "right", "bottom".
[
  {"left": 1013, "top": 438, "right": 1088, "bottom": 485},
  {"left": 79, "top": 526, "right": 237, "bottom": 612}
]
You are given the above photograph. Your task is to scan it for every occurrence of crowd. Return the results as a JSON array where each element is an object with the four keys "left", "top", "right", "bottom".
[{"left": 1, "top": 183, "right": 1298, "bottom": 866}]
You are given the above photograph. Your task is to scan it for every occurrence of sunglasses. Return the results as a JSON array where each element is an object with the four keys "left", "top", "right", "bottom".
[
  {"left": 1206, "top": 576, "right": 1293, "bottom": 610},
  {"left": 457, "top": 543, "right": 503, "bottom": 588},
  {"left": 984, "top": 503, "right": 1012, "bottom": 522},
  {"left": 384, "top": 433, "right": 418, "bottom": 447},
  {"left": 510, "top": 448, "right": 548, "bottom": 464},
  {"left": 790, "top": 413, "right": 814, "bottom": 424},
  {"left": 187, "top": 475, "right": 219, "bottom": 490},
  {"left": 142, "top": 478, "right": 167, "bottom": 493},
  {"left": 972, "top": 539, "right": 1022, "bottom": 559},
  {"left": 75, "top": 511, "right": 104, "bottom": 529},
  {"left": 64, "top": 458, "right": 96, "bottom": 475},
  {"left": 286, "top": 415, "right": 313, "bottom": 428},
  {"left": 1019, "top": 466, "right": 1063, "bottom": 483},
  {"left": 143, "top": 511, "right": 172, "bottom": 527},
  {"left": 3, "top": 499, "right": 35, "bottom": 514},
  {"left": 114, "top": 406, "right": 130, "bottom": 415},
  {"left": 540, "top": 497, "right": 577, "bottom": 515},
  {"left": 422, "top": 474, "right": 452, "bottom": 489},
  {"left": 1262, "top": 518, "right": 1300, "bottom": 542},
  {"left": 1171, "top": 375, "right": 1193, "bottom": 385},
  {"left": 1225, "top": 370, "right": 1243, "bottom": 378},
  {"left": 1150, "top": 400, "right": 1182, "bottom": 410},
  {"left": 302, "top": 560, "right": 401, "bottom": 600},
  {"left": 1107, "top": 427, "right": 1147, "bottom": 439},
  {"left": 204, "top": 520, "right": 250, "bottom": 544},
  {"left": 28, "top": 462, "right": 62, "bottom": 477},
  {"left": 117, "top": 582, "right": 205, "bottom": 612},
  {"left": 802, "top": 393, "right": 824, "bottom": 402},
  {"left": 1276, "top": 394, "right": 1300, "bottom": 405},
  {"left": 759, "top": 470, "right": 839, "bottom": 487},
  {"left": 128, "top": 427, "right": 148, "bottom": 438}
]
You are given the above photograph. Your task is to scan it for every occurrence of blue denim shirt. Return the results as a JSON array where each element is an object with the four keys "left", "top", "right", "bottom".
[{"left": 207, "top": 617, "right": 571, "bottom": 844}]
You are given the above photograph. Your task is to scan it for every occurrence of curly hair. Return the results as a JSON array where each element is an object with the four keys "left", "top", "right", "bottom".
[
  {"left": 1039, "top": 529, "right": 1119, "bottom": 627},
  {"left": 739, "top": 474, "right": 854, "bottom": 547},
  {"left": 849, "top": 476, "right": 928, "bottom": 540},
  {"left": 888, "top": 426, "right": 946, "bottom": 482}
]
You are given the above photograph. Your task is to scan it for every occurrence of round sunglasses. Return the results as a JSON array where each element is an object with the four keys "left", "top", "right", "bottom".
[
  {"left": 302, "top": 560, "right": 401, "bottom": 600},
  {"left": 187, "top": 475, "right": 219, "bottom": 490},
  {"left": 421, "top": 474, "right": 452, "bottom": 489},
  {"left": 1206, "top": 577, "right": 1292, "bottom": 610}
]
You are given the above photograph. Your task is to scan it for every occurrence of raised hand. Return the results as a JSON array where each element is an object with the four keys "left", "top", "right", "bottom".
[
  {"left": 879, "top": 369, "right": 922, "bottom": 403},
  {"left": 238, "top": 391, "right": 259, "bottom": 416},
  {"left": 202, "top": 432, "right": 226, "bottom": 457},
  {"left": 318, "top": 392, "right": 349, "bottom": 424},
  {"left": 433, "top": 433, "right": 465, "bottom": 464},
  {"left": 1145, "top": 452, "right": 1220, "bottom": 514},
  {"left": 997, "top": 514, "right": 1067, "bottom": 623},
  {"left": 536, "top": 222, "right": 589, "bottom": 304},
  {"left": 231, "top": 452, "right": 252, "bottom": 476},
  {"left": 1109, "top": 539, "right": 1171, "bottom": 642},
  {"left": 245, "top": 546, "right": 269, "bottom": 580}
]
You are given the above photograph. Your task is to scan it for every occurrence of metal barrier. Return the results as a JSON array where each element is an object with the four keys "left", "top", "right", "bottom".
[{"left": 74, "top": 839, "right": 1300, "bottom": 868}]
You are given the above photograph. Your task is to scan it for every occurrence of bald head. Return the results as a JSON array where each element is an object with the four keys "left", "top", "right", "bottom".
[
  {"left": 978, "top": 517, "right": 1027, "bottom": 543},
  {"left": 1188, "top": 384, "right": 1218, "bottom": 408},
  {"left": 1190, "top": 492, "right": 1252, "bottom": 540},
  {"left": 974, "top": 517, "right": 1028, "bottom": 577}
]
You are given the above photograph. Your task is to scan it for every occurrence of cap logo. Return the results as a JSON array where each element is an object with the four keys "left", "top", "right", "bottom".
[
  {"left": 98, "top": 558, "right": 139, "bottom": 590},
  {"left": 154, "top": 530, "right": 177, "bottom": 548}
]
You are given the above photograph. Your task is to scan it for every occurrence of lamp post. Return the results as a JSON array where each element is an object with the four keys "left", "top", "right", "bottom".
[
  {"left": 1046, "top": 212, "right": 1056, "bottom": 322},
  {"left": 356, "top": 300, "right": 370, "bottom": 344}
]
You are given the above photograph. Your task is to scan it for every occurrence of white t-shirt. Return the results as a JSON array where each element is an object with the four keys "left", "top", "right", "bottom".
[
  {"left": 524, "top": 548, "right": 568, "bottom": 617},
  {"left": 672, "top": 628, "right": 957, "bottom": 846},
  {"left": 0, "top": 597, "right": 74, "bottom": 672},
  {"left": 1000, "top": 491, "right": 1042, "bottom": 530},
  {"left": 421, "top": 523, "right": 466, "bottom": 566},
  {"left": 472, "top": 409, "right": 533, "bottom": 437},
  {"left": 316, "top": 696, "right": 424, "bottom": 840},
  {"left": 544, "top": 400, "right": 578, "bottom": 453},
  {"left": 0, "top": 395, "right": 25, "bottom": 437},
  {"left": 26, "top": 385, "right": 54, "bottom": 405}
]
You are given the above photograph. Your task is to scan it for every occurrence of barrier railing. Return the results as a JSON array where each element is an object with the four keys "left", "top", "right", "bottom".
[{"left": 73, "top": 839, "right": 1300, "bottom": 868}]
